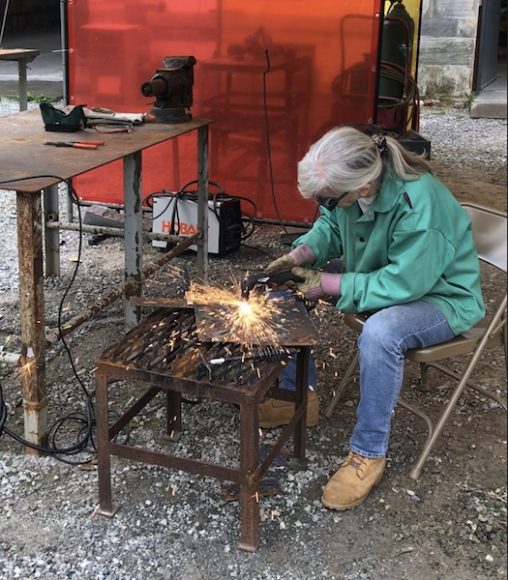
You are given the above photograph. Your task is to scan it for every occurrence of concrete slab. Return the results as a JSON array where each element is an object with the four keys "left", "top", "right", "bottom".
[{"left": 470, "top": 59, "right": 507, "bottom": 119}]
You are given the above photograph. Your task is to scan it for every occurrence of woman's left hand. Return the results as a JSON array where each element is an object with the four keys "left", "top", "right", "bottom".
[
  {"left": 291, "top": 267, "right": 324, "bottom": 300},
  {"left": 291, "top": 267, "right": 342, "bottom": 301}
]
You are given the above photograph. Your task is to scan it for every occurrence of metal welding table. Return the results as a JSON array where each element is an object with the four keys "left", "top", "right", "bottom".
[
  {"left": 95, "top": 305, "right": 317, "bottom": 551},
  {"left": 0, "top": 48, "right": 40, "bottom": 111},
  {"left": 0, "top": 110, "right": 210, "bottom": 446}
]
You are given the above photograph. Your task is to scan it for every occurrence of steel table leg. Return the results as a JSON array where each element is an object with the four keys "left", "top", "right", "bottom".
[
  {"left": 16, "top": 191, "right": 48, "bottom": 449},
  {"left": 196, "top": 125, "right": 209, "bottom": 283},
  {"left": 294, "top": 346, "right": 310, "bottom": 461},
  {"left": 43, "top": 184, "right": 60, "bottom": 277},
  {"left": 166, "top": 391, "right": 182, "bottom": 441},
  {"left": 17, "top": 58, "right": 28, "bottom": 112},
  {"left": 123, "top": 151, "right": 143, "bottom": 329},
  {"left": 238, "top": 400, "right": 260, "bottom": 552},
  {"left": 96, "top": 370, "right": 117, "bottom": 516}
]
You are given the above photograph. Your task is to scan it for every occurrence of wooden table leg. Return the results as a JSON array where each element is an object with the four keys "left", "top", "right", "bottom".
[
  {"left": 16, "top": 191, "right": 48, "bottom": 449},
  {"left": 238, "top": 400, "right": 260, "bottom": 552}
]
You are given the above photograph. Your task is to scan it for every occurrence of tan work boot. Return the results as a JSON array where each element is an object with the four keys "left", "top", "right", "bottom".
[
  {"left": 258, "top": 390, "right": 319, "bottom": 428},
  {"left": 321, "top": 452, "right": 385, "bottom": 510}
]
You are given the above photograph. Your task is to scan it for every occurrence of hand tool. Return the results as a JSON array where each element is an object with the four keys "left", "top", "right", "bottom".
[
  {"left": 44, "top": 140, "right": 105, "bottom": 150},
  {"left": 240, "top": 270, "right": 304, "bottom": 300}
]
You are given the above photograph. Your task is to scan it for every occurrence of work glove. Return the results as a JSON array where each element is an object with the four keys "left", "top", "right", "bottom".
[
  {"left": 265, "top": 244, "right": 316, "bottom": 276},
  {"left": 291, "top": 267, "right": 342, "bottom": 301}
]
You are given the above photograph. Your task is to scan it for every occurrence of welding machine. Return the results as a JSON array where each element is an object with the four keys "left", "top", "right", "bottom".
[{"left": 151, "top": 193, "right": 242, "bottom": 255}]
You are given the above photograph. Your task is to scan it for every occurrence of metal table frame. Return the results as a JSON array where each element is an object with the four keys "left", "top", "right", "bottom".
[
  {"left": 0, "top": 48, "right": 40, "bottom": 111},
  {"left": 0, "top": 110, "right": 210, "bottom": 447},
  {"left": 94, "top": 307, "right": 311, "bottom": 552}
]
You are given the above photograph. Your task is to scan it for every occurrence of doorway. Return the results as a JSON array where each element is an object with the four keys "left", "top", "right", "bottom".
[{"left": 473, "top": 0, "right": 505, "bottom": 91}]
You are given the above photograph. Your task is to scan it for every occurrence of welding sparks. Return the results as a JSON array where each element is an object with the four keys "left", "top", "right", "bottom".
[{"left": 187, "top": 282, "right": 284, "bottom": 347}]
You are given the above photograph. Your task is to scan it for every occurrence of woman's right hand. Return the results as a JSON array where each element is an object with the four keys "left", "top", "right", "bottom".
[{"left": 265, "top": 254, "right": 297, "bottom": 276}]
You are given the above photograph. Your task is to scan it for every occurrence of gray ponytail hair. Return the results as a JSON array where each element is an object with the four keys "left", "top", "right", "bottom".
[{"left": 297, "top": 126, "right": 433, "bottom": 200}]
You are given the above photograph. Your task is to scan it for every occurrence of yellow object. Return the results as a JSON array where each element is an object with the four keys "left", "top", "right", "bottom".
[
  {"left": 322, "top": 452, "right": 386, "bottom": 510},
  {"left": 259, "top": 390, "right": 319, "bottom": 428}
]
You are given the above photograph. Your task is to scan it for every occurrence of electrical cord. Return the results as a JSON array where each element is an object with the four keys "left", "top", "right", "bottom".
[
  {"left": 0, "top": 174, "right": 95, "bottom": 464},
  {"left": 262, "top": 49, "right": 291, "bottom": 237},
  {"left": 0, "top": 0, "right": 10, "bottom": 47}
]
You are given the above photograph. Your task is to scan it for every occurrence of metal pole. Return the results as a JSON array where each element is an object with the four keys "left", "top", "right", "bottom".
[
  {"left": 45, "top": 232, "right": 200, "bottom": 345},
  {"left": 59, "top": 0, "right": 69, "bottom": 104},
  {"left": 123, "top": 152, "right": 143, "bottom": 328},
  {"left": 196, "top": 125, "right": 209, "bottom": 283},
  {"left": 17, "top": 59, "right": 28, "bottom": 111},
  {"left": 43, "top": 185, "right": 60, "bottom": 277},
  {"left": 16, "top": 191, "right": 48, "bottom": 449}
]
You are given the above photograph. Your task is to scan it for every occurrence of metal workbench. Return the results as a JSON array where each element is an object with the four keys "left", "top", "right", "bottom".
[
  {"left": 0, "top": 109, "right": 210, "bottom": 446},
  {"left": 0, "top": 48, "right": 40, "bottom": 111}
]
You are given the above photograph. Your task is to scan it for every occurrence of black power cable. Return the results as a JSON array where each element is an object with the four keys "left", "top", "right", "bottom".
[{"left": 262, "top": 49, "right": 291, "bottom": 237}]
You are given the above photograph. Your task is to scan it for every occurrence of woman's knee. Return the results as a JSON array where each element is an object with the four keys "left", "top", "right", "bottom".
[{"left": 358, "top": 309, "right": 403, "bottom": 354}]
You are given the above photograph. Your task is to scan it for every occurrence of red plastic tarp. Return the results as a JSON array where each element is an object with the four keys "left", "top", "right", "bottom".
[{"left": 67, "top": 0, "right": 382, "bottom": 224}]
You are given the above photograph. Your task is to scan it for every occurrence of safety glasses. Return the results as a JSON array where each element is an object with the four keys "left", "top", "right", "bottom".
[{"left": 315, "top": 190, "right": 351, "bottom": 211}]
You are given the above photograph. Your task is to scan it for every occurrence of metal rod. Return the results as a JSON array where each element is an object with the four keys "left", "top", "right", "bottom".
[
  {"left": 123, "top": 152, "right": 143, "bottom": 328},
  {"left": 196, "top": 125, "right": 209, "bottom": 283},
  {"left": 45, "top": 233, "right": 200, "bottom": 344},
  {"left": 43, "top": 185, "right": 60, "bottom": 277},
  {"left": 17, "top": 59, "right": 28, "bottom": 111},
  {"left": 45, "top": 220, "right": 185, "bottom": 242}
]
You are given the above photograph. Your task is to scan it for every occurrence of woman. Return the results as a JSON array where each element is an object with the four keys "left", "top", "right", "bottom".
[{"left": 262, "top": 126, "right": 484, "bottom": 510}]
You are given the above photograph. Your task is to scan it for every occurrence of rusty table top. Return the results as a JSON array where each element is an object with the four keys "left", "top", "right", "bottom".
[
  {"left": 0, "top": 109, "right": 212, "bottom": 193},
  {"left": 0, "top": 48, "right": 40, "bottom": 62},
  {"left": 194, "top": 299, "right": 319, "bottom": 346},
  {"left": 98, "top": 307, "right": 312, "bottom": 392}
]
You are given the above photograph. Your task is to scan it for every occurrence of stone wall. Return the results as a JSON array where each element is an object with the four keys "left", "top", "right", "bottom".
[{"left": 417, "top": 0, "right": 480, "bottom": 99}]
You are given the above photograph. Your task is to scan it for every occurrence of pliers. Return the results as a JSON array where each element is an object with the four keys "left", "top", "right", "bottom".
[{"left": 44, "top": 140, "right": 104, "bottom": 150}]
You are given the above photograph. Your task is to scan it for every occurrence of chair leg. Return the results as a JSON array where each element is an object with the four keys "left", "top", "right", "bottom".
[
  {"left": 408, "top": 305, "right": 505, "bottom": 480},
  {"left": 398, "top": 398, "right": 434, "bottom": 448},
  {"left": 324, "top": 353, "right": 359, "bottom": 418},
  {"left": 419, "top": 363, "right": 433, "bottom": 391},
  {"left": 408, "top": 373, "right": 469, "bottom": 480}
]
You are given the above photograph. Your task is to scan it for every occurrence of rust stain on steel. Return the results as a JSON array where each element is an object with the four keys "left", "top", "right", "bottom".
[
  {"left": 23, "top": 398, "right": 49, "bottom": 452},
  {"left": 0, "top": 110, "right": 212, "bottom": 193},
  {"left": 95, "top": 306, "right": 312, "bottom": 551},
  {"left": 16, "top": 192, "right": 46, "bottom": 404},
  {"left": 45, "top": 233, "right": 200, "bottom": 344},
  {"left": 99, "top": 307, "right": 290, "bottom": 388}
]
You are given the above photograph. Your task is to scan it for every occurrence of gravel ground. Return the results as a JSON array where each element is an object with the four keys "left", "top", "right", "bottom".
[{"left": 0, "top": 100, "right": 506, "bottom": 579}]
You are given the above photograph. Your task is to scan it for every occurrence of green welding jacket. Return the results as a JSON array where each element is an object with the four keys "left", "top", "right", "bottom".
[{"left": 293, "top": 171, "right": 485, "bottom": 335}]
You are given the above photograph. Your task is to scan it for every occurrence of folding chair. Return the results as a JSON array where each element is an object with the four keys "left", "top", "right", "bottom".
[{"left": 324, "top": 202, "right": 507, "bottom": 480}]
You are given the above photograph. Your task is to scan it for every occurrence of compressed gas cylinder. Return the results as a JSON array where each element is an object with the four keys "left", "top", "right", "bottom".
[{"left": 378, "top": 0, "right": 415, "bottom": 102}]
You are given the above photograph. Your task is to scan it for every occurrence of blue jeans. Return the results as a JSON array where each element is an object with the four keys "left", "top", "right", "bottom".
[{"left": 350, "top": 301, "right": 455, "bottom": 458}]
